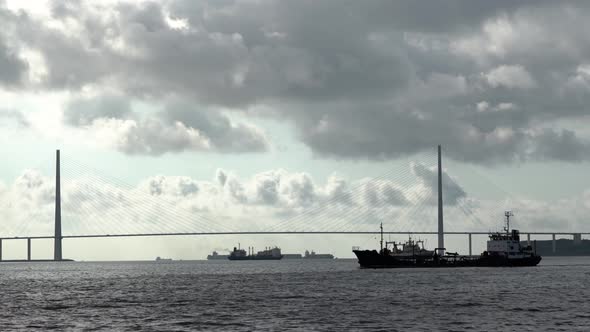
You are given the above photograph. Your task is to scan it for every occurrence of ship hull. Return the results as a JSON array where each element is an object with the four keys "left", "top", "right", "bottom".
[
  {"left": 207, "top": 256, "right": 229, "bottom": 260},
  {"left": 353, "top": 250, "right": 541, "bottom": 268},
  {"left": 303, "top": 256, "right": 334, "bottom": 259},
  {"left": 228, "top": 256, "right": 283, "bottom": 261}
]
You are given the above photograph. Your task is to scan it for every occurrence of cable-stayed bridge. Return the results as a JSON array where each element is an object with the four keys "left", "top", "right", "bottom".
[{"left": 0, "top": 147, "right": 586, "bottom": 261}]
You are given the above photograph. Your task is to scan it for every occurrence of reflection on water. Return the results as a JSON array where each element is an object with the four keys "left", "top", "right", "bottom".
[{"left": 0, "top": 256, "right": 588, "bottom": 331}]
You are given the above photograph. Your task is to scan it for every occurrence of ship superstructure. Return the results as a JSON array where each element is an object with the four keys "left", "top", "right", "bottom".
[
  {"left": 303, "top": 250, "right": 334, "bottom": 259},
  {"left": 478, "top": 212, "right": 540, "bottom": 265},
  {"left": 207, "top": 251, "right": 229, "bottom": 260},
  {"left": 283, "top": 250, "right": 335, "bottom": 259},
  {"left": 387, "top": 239, "right": 433, "bottom": 258},
  {"left": 228, "top": 245, "right": 283, "bottom": 260}
]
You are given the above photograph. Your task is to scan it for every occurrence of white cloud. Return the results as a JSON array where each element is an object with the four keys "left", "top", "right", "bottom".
[
  {"left": 90, "top": 117, "right": 212, "bottom": 155},
  {"left": 452, "top": 16, "right": 520, "bottom": 59},
  {"left": 476, "top": 101, "right": 490, "bottom": 112},
  {"left": 476, "top": 101, "right": 517, "bottom": 113},
  {"left": 0, "top": 164, "right": 446, "bottom": 235},
  {"left": 485, "top": 65, "right": 536, "bottom": 89},
  {"left": 1, "top": 165, "right": 588, "bottom": 238}
]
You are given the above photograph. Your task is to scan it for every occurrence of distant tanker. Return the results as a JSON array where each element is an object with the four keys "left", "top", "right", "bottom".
[
  {"left": 303, "top": 250, "right": 334, "bottom": 259},
  {"left": 283, "top": 250, "right": 335, "bottom": 259},
  {"left": 206, "top": 251, "right": 229, "bottom": 260},
  {"left": 228, "top": 245, "right": 283, "bottom": 260}
]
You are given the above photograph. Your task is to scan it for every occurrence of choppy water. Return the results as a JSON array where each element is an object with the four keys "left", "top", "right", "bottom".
[{"left": 0, "top": 257, "right": 589, "bottom": 331}]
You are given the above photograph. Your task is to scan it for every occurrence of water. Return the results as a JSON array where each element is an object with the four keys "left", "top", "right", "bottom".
[{"left": 1, "top": 257, "right": 589, "bottom": 331}]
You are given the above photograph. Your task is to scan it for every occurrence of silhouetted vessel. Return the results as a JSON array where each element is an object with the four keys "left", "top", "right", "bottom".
[
  {"left": 353, "top": 146, "right": 541, "bottom": 268},
  {"left": 303, "top": 250, "right": 334, "bottom": 259},
  {"left": 228, "top": 245, "right": 283, "bottom": 260},
  {"left": 207, "top": 251, "right": 229, "bottom": 260},
  {"left": 282, "top": 250, "right": 335, "bottom": 259},
  {"left": 353, "top": 213, "right": 542, "bottom": 268},
  {"left": 155, "top": 257, "right": 172, "bottom": 262},
  {"left": 283, "top": 254, "right": 303, "bottom": 259}
]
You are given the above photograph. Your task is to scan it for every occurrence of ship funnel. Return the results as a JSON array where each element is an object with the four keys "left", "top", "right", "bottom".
[{"left": 437, "top": 145, "right": 444, "bottom": 255}]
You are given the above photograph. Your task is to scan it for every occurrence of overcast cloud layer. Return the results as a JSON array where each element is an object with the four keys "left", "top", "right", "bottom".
[{"left": 1, "top": 0, "right": 590, "bottom": 161}]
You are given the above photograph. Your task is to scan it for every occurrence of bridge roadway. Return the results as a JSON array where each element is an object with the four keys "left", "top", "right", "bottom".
[
  {"left": 2, "top": 231, "right": 590, "bottom": 240},
  {"left": 0, "top": 231, "right": 587, "bottom": 261}
]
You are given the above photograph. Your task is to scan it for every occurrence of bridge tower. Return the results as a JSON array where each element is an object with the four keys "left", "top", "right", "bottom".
[
  {"left": 54, "top": 149, "right": 62, "bottom": 261},
  {"left": 437, "top": 145, "right": 444, "bottom": 255}
]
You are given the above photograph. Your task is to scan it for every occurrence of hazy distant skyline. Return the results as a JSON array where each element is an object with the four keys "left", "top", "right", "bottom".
[{"left": 1, "top": 0, "right": 589, "bottom": 259}]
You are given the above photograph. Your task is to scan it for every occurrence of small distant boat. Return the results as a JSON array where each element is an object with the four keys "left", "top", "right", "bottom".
[
  {"left": 155, "top": 256, "right": 173, "bottom": 262},
  {"left": 228, "top": 245, "right": 283, "bottom": 260},
  {"left": 207, "top": 251, "right": 229, "bottom": 260}
]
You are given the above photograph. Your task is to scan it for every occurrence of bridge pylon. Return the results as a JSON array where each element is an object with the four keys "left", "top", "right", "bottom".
[
  {"left": 437, "top": 145, "right": 444, "bottom": 255},
  {"left": 54, "top": 149, "right": 62, "bottom": 261}
]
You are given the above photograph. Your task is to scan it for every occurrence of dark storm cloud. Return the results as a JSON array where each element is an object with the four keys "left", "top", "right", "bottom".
[
  {"left": 298, "top": 103, "right": 590, "bottom": 164},
  {"left": 411, "top": 163, "right": 466, "bottom": 205},
  {"left": 2, "top": 0, "right": 590, "bottom": 162},
  {"left": 0, "top": 34, "right": 27, "bottom": 86},
  {"left": 528, "top": 129, "right": 590, "bottom": 162},
  {"left": 162, "top": 102, "right": 268, "bottom": 153},
  {"left": 61, "top": 95, "right": 268, "bottom": 155},
  {"left": 64, "top": 95, "right": 132, "bottom": 126}
]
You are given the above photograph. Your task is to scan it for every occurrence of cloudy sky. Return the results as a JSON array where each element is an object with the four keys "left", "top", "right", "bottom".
[{"left": 1, "top": 0, "right": 589, "bottom": 260}]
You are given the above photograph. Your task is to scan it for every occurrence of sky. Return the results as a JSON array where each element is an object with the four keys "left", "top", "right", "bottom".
[{"left": 1, "top": 0, "right": 590, "bottom": 260}]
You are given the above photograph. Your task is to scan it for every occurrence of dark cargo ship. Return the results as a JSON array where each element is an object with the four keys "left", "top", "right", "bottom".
[
  {"left": 353, "top": 146, "right": 541, "bottom": 268},
  {"left": 353, "top": 214, "right": 542, "bottom": 268},
  {"left": 228, "top": 245, "right": 283, "bottom": 260}
]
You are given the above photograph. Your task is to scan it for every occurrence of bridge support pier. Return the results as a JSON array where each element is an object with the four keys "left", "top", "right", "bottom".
[
  {"left": 573, "top": 233, "right": 582, "bottom": 245},
  {"left": 552, "top": 234, "right": 556, "bottom": 254},
  {"left": 27, "top": 238, "right": 31, "bottom": 261},
  {"left": 527, "top": 233, "right": 531, "bottom": 246},
  {"left": 0, "top": 239, "right": 2, "bottom": 261},
  {"left": 468, "top": 233, "right": 472, "bottom": 256}
]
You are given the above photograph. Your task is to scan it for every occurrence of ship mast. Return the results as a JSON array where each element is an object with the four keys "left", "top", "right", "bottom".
[
  {"left": 437, "top": 145, "right": 444, "bottom": 255},
  {"left": 504, "top": 211, "right": 513, "bottom": 234}
]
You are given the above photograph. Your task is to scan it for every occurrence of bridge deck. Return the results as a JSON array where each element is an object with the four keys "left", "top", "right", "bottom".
[{"left": 1, "top": 231, "right": 588, "bottom": 241}]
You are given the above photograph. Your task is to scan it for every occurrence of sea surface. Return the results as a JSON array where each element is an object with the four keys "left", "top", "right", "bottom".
[{"left": 0, "top": 257, "right": 589, "bottom": 331}]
